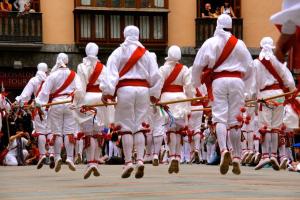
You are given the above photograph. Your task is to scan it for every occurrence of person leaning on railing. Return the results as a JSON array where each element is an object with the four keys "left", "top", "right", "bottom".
[{"left": 0, "top": 0, "right": 12, "bottom": 12}]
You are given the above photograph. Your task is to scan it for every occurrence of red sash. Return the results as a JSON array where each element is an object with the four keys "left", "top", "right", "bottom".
[
  {"left": 86, "top": 62, "right": 103, "bottom": 93},
  {"left": 259, "top": 58, "right": 289, "bottom": 92},
  {"left": 162, "top": 63, "right": 184, "bottom": 93},
  {"left": 191, "top": 88, "right": 203, "bottom": 106},
  {"left": 201, "top": 35, "right": 238, "bottom": 101},
  {"left": 49, "top": 70, "right": 76, "bottom": 102},
  {"left": 119, "top": 46, "right": 146, "bottom": 78},
  {"left": 35, "top": 81, "right": 44, "bottom": 97}
]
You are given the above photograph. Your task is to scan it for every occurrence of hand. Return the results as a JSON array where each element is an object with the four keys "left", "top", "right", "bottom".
[
  {"left": 150, "top": 96, "right": 159, "bottom": 105},
  {"left": 69, "top": 104, "right": 76, "bottom": 110},
  {"left": 101, "top": 95, "right": 115, "bottom": 104},
  {"left": 34, "top": 101, "right": 41, "bottom": 108}
]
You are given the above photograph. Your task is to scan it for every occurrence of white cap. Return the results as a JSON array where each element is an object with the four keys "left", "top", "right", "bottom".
[
  {"left": 57, "top": 53, "right": 68, "bottom": 67},
  {"left": 85, "top": 42, "right": 99, "bottom": 57},
  {"left": 259, "top": 37, "right": 275, "bottom": 60},
  {"left": 260, "top": 37, "right": 275, "bottom": 49},
  {"left": 124, "top": 25, "right": 139, "bottom": 41},
  {"left": 216, "top": 14, "right": 232, "bottom": 29},
  {"left": 165, "top": 45, "right": 181, "bottom": 62},
  {"left": 37, "top": 63, "right": 48, "bottom": 73}
]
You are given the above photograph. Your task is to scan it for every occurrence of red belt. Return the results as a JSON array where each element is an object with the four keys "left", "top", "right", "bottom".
[
  {"left": 116, "top": 79, "right": 150, "bottom": 89},
  {"left": 260, "top": 83, "right": 281, "bottom": 92},
  {"left": 162, "top": 85, "right": 184, "bottom": 93},
  {"left": 86, "top": 84, "right": 102, "bottom": 93},
  {"left": 212, "top": 71, "right": 243, "bottom": 80},
  {"left": 191, "top": 101, "right": 203, "bottom": 106}
]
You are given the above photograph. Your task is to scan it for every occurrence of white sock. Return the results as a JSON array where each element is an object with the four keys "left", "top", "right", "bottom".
[
  {"left": 247, "top": 132, "right": 254, "bottom": 152},
  {"left": 145, "top": 134, "right": 153, "bottom": 157},
  {"left": 169, "top": 132, "right": 177, "bottom": 159},
  {"left": 38, "top": 135, "right": 46, "bottom": 157},
  {"left": 229, "top": 128, "right": 241, "bottom": 158},
  {"left": 216, "top": 123, "right": 227, "bottom": 152},
  {"left": 54, "top": 136, "right": 63, "bottom": 161},
  {"left": 271, "top": 133, "right": 278, "bottom": 156},
  {"left": 175, "top": 134, "right": 182, "bottom": 160},
  {"left": 122, "top": 134, "right": 133, "bottom": 164},
  {"left": 134, "top": 132, "right": 145, "bottom": 162},
  {"left": 64, "top": 135, "right": 75, "bottom": 161},
  {"left": 262, "top": 133, "right": 271, "bottom": 158},
  {"left": 153, "top": 135, "right": 163, "bottom": 156}
]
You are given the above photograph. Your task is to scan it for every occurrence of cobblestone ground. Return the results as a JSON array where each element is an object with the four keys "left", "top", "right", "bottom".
[{"left": 0, "top": 164, "right": 299, "bottom": 200}]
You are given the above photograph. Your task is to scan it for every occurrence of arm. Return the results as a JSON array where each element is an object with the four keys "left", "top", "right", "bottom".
[
  {"left": 15, "top": 78, "right": 35, "bottom": 103},
  {"left": 147, "top": 53, "right": 163, "bottom": 99},
  {"left": 73, "top": 74, "right": 85, "bottom": 105},
  {"left": 35, "top": 76, "right": 53, "bottom": 105},
  {"left": 183, "top": 66, "right": 194, "bottom": 98},
  {"left": 13, "top": 0, "right": 19, "bottom": 10},
  {"left": 100, "top": 49, "right": 121, "bottom": 96},
  {"left": 230, "top": 7, "right": 236, "bottom": 18},
  {"left": 76, "top": 64, "right": 88, "bottom": 93}
]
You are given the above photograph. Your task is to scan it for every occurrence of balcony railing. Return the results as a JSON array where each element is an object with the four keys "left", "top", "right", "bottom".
[
  {"left": 0, "top": 12, "right": 42, "bottom": 43},
  {"left": 195, "top": 18, "right": 243, "bottom": 47}
]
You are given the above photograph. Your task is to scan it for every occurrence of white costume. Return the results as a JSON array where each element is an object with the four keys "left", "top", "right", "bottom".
[
  {"left": 36, "top": 53, "right": 84, "bottom": 173},
  {"left": 100, "top": 26, "right": 162, "bottom": 179},
  {"left": 15, "top": 63, "right": 50, "bottom": 169},
  {"left": 76, "top": 42, "right": 109, "bottom": 179},
  {"left": 192, "top": 14, "right": 253, "bottom": 175},
  {"left": 160, "top": 45, "right": 194, "bottom": 174},
  {"left": 188, "top": 68, "right": 207, "bottom": 163},
  {"left": 253, "top": 37, "right": 296, "bottom": 171}
]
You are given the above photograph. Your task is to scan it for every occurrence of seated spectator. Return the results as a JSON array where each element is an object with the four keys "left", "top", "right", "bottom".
[
  {"left": 0, "top": 0, "right": 13, "bottom": 12},
  {"left": 202, "top": 3, "right": 215, "bottom": 18},
  {"left": 3, "top": 131, "right": 30, "bottom": 166},
  {"left": 220, "top": 0, "right": 236, "bottom": 18}
]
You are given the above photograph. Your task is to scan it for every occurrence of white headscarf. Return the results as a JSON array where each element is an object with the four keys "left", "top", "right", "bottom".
[
  {"left": 165, "top": 45, "right": 181, "bottom": 62},
  {"left": 214, "top": 14, "right": 232, "bottom": 38},
  {"left": 37, "top": 62, "right": 48, "bottom": 73},
  {"left": 259, "top": 37, "right": 275, "bottom": 60},
  {"left": 51, "top": 53, "right": 69, "bottom": 73},
  {"left": 36, "top": 62, "right": 48, "bottom": 81},
  {"left": 120, "top": 25, "right": 144, "bottom": 48},
  {"left": 83, "top": 42, "right": 99, "bottom": 67}
]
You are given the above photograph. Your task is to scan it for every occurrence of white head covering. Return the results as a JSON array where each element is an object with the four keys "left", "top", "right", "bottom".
[
  {"left": 51, "top": 53, "right": 69, "bottom": 73},
  {"left": 83, "top": 42, "right": 99, "bottom": 67},
  {"left": 214, "top": 14, "right": 232, "bottom": 37},
  {"left": 121, "top": 25, "right": 144, "bottom": 48},
  {"left": 165, "top": 45, "right": 181, "bottom": 62},
  {"left": 37, "top": 62, "right": 48, "bottom": 73},
  {"left": 259, "top": 37, "right": 275, "bottom": 60}
]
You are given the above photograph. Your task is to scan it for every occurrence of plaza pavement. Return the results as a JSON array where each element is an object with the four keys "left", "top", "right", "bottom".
[{"left": 0, "top": 164, "right": 299, "bottom": 200}]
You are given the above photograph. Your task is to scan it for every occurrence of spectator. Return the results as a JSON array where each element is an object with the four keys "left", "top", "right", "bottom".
[
  {"left": 13, "top": 0, "right": 29, "bottom": 12},
  {"left": 202, "top": 3, "right": 215, "bottom": 18},
  {"left": 0, "top": 0, "right": 13, "bottom": 12},
  {"left": 220, "top": 0, "right": 236, "bottom": 18}
]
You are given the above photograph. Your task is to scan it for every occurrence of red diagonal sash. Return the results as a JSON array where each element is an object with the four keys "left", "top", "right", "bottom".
[{"left": 119, "top": 46, "right": 146, "bottom": 78}]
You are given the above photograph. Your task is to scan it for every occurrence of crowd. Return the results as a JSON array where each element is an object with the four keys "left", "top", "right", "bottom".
[
  {"left": 0, "top": 0, "right": 300, "bottom": 180},
  {"left": 202, "top": 0, "right": 236, "bottom": 19},
  {"left": 0, "top": 0, "right": 35, "bottom": 14}
]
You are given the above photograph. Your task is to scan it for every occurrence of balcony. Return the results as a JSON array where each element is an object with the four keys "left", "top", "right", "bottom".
[
  {"left": 195, "top": 18, "right": 243, "bottom": 47},
  {"left": 0, "top": 12, "right": 42, "bottom": 46}
]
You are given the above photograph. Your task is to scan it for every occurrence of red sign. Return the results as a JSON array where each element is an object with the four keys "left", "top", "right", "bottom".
[{"left": 0, "top": 68, "right": 36, "bottom": 90}]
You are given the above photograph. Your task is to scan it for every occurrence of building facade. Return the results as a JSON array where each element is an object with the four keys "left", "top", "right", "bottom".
[{"left": 2, "top": 0, "right": 297, "bottom": 97}]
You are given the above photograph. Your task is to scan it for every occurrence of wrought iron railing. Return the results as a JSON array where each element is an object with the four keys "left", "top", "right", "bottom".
[
  {"left": 0, "top": 12, "right": 42, "bottom": 43},
  {"left": 195, "top": 18, "right": 243, "bottom": 47}
]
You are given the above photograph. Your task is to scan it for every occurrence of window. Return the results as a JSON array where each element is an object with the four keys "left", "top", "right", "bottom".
[{"left": 74, "top": 0, "right": 169, "bottom": 49}]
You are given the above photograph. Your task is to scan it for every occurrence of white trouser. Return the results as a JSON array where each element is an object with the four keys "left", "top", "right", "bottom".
[
  {"left": 108, "top": 141, "right": 120, "bottom": 158},
  {"left": 115, "top": 86, "right": 150, "bottom": 133},
  {"left": 181, "top": 136, "right": 191, "bottom": 162},
  {"left": 4, "top": 150, "right": 28, "bottom": 166},
  {"left": 206, "top": 143, "right": 216, "bottom": 163}
]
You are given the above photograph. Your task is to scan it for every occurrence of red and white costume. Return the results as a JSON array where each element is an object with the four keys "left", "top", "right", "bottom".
[
  {"left": 160, "top": 45, "right": 194, "bottom": 174},
  {"left": 253, "top": 37, "right": 296, "bottom": 171},
  {"left": 192, "top": 14, "right": 253, "bottom": 175},
  {"left": 100, "top": 26, "right": 162, "bottom": 178},
  {"left": 15, "top": 63, "right": 52, "bottom": 169},
  {"left": 188, "top": 67, "right": 207, "bottom": 163},
  {"left": 76, "top": 42, "right": 108, "bottom": 178},
  {"left": 36, "top": 53, "right": 84, "bottom": 173}
]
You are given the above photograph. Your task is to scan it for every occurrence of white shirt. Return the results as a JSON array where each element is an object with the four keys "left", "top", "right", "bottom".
[
  {"left": 100, "top": 45, "right": 163, "bottom": 98},
  {"left": 36, "top": 67, "right": 84, "bottom": 105},
  {"left": 192, "top": 30, "right": 253, "bottom": 87}
]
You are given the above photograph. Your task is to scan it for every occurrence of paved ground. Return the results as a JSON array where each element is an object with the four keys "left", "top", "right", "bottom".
[{"left": 0, "top": 164, "right": 299, "bottom": 200}]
